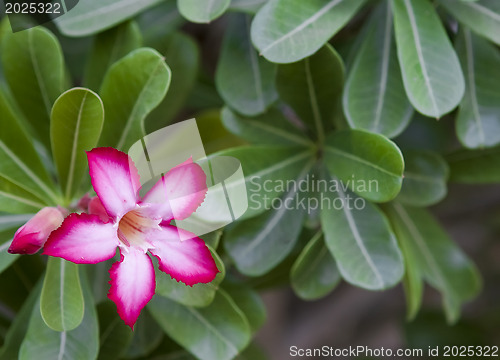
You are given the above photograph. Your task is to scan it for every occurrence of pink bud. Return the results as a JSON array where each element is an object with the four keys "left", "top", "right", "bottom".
[{"left": 8, "top": 207, "right": 65, "bottom": 255}]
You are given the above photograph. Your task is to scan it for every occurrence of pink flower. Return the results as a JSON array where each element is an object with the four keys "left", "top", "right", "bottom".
[
  {"left": 8, "top": 207, "right": 66, "bottom": 255},
  {"left": 43, "top": 147, "right": 219, "bottom": 328}
]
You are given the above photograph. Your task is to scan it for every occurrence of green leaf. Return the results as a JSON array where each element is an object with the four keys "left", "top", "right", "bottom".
[
  {"left": 439, "top": 0, "right": 500, "bottom": 46},
  {"left": 455, "top": 29, "right": 500, "bottom": 149},
  {"left": 396, "top": 151, "right": 449, "bottom": 207},
  {"left": 196, "top": 109, "right": 247, "bottom": 154},
  {"left": 55, "top": 0, "right": 164, "bottom": 37},
  {"left": 392, "top": 0, "right": 465, "bottom": 118},
  {"left": 123, "top": 309, "right": 163, "bottom": 358},
  {"left": 148, "top": 290, "right": 251, "bottom": 360},
  {"left": 290, "top": 231, "right": 340, "bottom": 300},
  {"left": 324, "top": 130, "right": 404, "bottom": 202},
  {"left": 216, "top": 14, "right": 277, "bottom": 116},
  {"left": 99, "top": 48, "right": 171, "bottom": 151},
  {"left": 276, "top": 44, "right": 344, "bottom": 142},
  {"left": 0, "top": 280, "right": 42, "bottom": 360},
  {"left": 343, "top": 2, "right": 413, "bottom": 138},
  {"left": 1, "top": 27, "right": 65, "bottom": 149},
  {"left": 0, "top": 88, "right": 58, "bottom": 206},
  {"left": 251, "top": 0, "right": 367, "bottom": 63},
  {"left": 384, "top": 203, "right": 481, "bottom": 323},
  {"left": 177, "top": 0, "right": 230, "bottom": 23},
  {"left": 97, "top": 302, "right": 133, "bottom": 360},
  {"left": 0, "top": 227, "right": 19, "bottom": 276},
  {"left": 84, "top": 21, "right": 142, "bottom": 91},
  {"left": 447, "top": 147, "right": 500, "bottom": 183},
  {"left": 221, "top": 107, "right": 313, "bottom": 146},
  {"left": 19, "top": 271, "right": 99, "bottom": 360},
  {"left": 229, "top": 0, "right": 267, "bottom": 14},
  {"left": 214, "top": 146, "right": 315, "bottom": 219},
  {"left": 223, "top": 282, "right": 266, "bottom": 334},
  {"left": 138, "top": 1, "right": 185, "bottom": 44},
  {"left": 0, "top": 213, "right": 33, "bottom": 231},
  {"left": 224, "top": 185, "right": 307, "bottom": 276},
  {"left": 320, "top": 176, "right": 404, "bottom": 290},
  {"left": 50, "top": 88, "right": 104, "bottom": 200},
  {"left": 146, "top": 32, "right": 199, "bottom": 131},
  {"left": 40, "top": 258, "right": 84, "bottom": 332},
  {"left": 155, "top": 247, "right": 225, "bottom": 307}
]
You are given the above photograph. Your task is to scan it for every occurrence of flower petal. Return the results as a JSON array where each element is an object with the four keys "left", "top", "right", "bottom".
[
  {"left": 142, "top": 157, "right": 207, "bottom": 220},
  {"left": 88, "top": 196, "right": 109, "bottom": 222},
  {"left": 149, "top": 225, "right": 219, "bottom": 286},
  {"left": 87, "top": 147, "right": 141, "bottom": 219},
  {"left": 43, "top": 213, "right": 119, "bottom": 264},
  {"left": 8, "top": 207, "right": 65, "bottom": 255},
  {"left": 108, "top": 247, "right": 155, "bottom": 328}
]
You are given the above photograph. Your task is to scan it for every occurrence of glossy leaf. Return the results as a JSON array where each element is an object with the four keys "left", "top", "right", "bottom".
[
  {"left": 223, "top": 282, "right": 266, "bottom": 334},
  {"left": 19, "top": 272, "right": 99, "bottom": 360},
  {"left": 84, "top": 21, "right": 142, "bottom": 91},
  {"left": 177, "top": 0, "right": 230, "bottom": 23},
  {"left": 40, "top": 258, "right": 84, "bottom": 332},
  {"left": 0, "top": 88, "right": 58, "bottom": 206},
  {"left": 229, "top": 0, "right": 267, "bottom": 14},
  {"left": 251, "top": 0, "right": 367, "bottom": 63},
  {"left": 1, "top": 27, "right": 65, "bottom": 149},
  {"left": 320, "top": 177, "right": 404, "bottom": 290},
  {"left": 221, "top": 107, "right": 313, "bottom": 146},
  {"left": 455, "top": 30, "right": 500, "bottom": 149},
  {"left": 196, "top": 109, "right": 247, "bottom": 154},
  {"left": 396, "top": 151, "right": 449, "bottom": 207},
  {"left": 155, "top": 247, "right": 225, "bottom": 307},
  {"left": 146, "top": 32, "right": 199, "bottom": 131},
  {"left": 392, "top": 0, "right": 465, "bottom": 118},
  {"left": 343, "top": 2, "right": 412, "bottom": 138},
  {"left": 276, "top": 44, "right": 344, "bottom": 142},
  {"left": 123, "top": 310, "right": 163, "bottom": 358},
  {"left": 97, "top": 302, "right": 133, "bottom": 360},
  {"left": 324, "top": 130, "right": 404, "bottom": 202},
  {"left": 99, "top": 48, "right": 171, "bottom": 151},
  {"left": 439, "top": 0, "right": 500, "bottom": 46},
  {"left": 138, "top": 1, "right": 184, "bottom": 44},
  {"left": 290, "top": 231, "right": 340, "bottom": 300},
  {"left": 448, "top": 147, "right": 500, "bottom": 183},
  {"left": 50, "top": 88, "right": 104, "bottom": 200},
  {"left": 215, "top": 146, "right": 315, "bottom": 219},
  {"left": 216, "top": 14, "right": 277, "bottom": 116},
  {"left": 0, "top": 227, "right": 19, "bottom": 275},
  {"left": 148, "top": 290, "right": 251, "bottom": 360},
  {"left": 55, "top": 0, "right": 164, "bottom": 37},
  {"left": 384, "top": 203, "right": 481, "bottom": 323}
]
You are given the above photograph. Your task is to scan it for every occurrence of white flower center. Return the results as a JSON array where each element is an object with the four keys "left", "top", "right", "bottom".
[{"left": 117, "top": 209, "right": 159, "bottom": 251}]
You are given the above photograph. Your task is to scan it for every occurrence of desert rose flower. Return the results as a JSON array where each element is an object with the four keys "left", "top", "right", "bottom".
[
  {"left": 8, "top": 207, "right": 66, "bottom": 255},
  {"left": 43, "top": 147, "right": 219, "bottom": 328}
]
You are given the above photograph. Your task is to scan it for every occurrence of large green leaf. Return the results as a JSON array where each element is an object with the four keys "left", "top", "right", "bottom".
[
  {"left": 40, "top": 258, "right": 84, "bottom": 332},
  {"left": 1, "top": 27, "right": 65, "bottom": 149},
  {"left": 123, "top": 310, "right": 163, "bottom": 358},
  {"left": 99, "top": 48, "right": 171, "bottom": 151},
  {"left": 447, "top": 147, "right": 500, "bottom": 183},
  {"left": 276, "top": 44, "right": 344, "bottom": 142},
  {"left": 55, "top": 0, "right": 164, "bottom": 37},
  {"left": 229, "top": 0, "right": 267, "bottom": 14},
  {"left": 320, "top": 176, "right": 404, "bottom": 290},
  {"left": 19, "top": 272, "right": 99, "bottom": 360},
  {"left": 251, "top": 0, "right": 367, "bottom": 63},
  {"left": 439, "top": 0, "right": 500, "bottom": 46},
  {"left": 146, "top": 32, "right": 199, "bottom": 131},
  {"left": 0, "top": 227, "right": 19, "bottom": 275},
  {"left": 0, "top": 88, "right": 58, "bottom": 206},
  {"left": 97, "top": 302, "right": 133, "bottom": 360},
  {"left": 148, "top": 290, "right": 251, "bottom": 360},
  {"left": 343, "top": 2, "right": 412, "bottom": 138},
  {"left": 177, "top": 0, "right": 230, "bottom": 23},
  {"left": 224, "top": 178, "right": 308, "bottom": 276},
  {"left": 455, "top": 30, "right": 500, "bottom": 149},
  {"left": 155, "top": 247, "right": 225, "bottom": 307},
  {"left": 384, "top": 203, "right": 481, "bottom": 323},
  {"left": 223, "top": 282, "right": 266, "bottom": 334},
  {"left": 50, "top": 88, "right": 104, "bottom": 200},
  {"left": 392, "top": 0, "right": 465, "bottom": 118},
  {"left": 138, "top": 1, "right": 184, "bottom": 44},
  {"left": 290, "top": 230, "right": 340, "bottom": 300},
  {"left": 396, "top": 151, "right": 449, "bottom": 207},
  {"left": 216, "top": 14, "right": 277, "bottom": 116},
  {"left": 84, "top": 21, "right": 142, "bottom": 91},
  {"left": 324, "top": 130, "right": 404, "bottom": 202},
  {"left": 215, "top": 146, "right": 315, "bottom": 219},
  {"left": 221, "top": 107, "right": 313, "bottom": 146}
]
